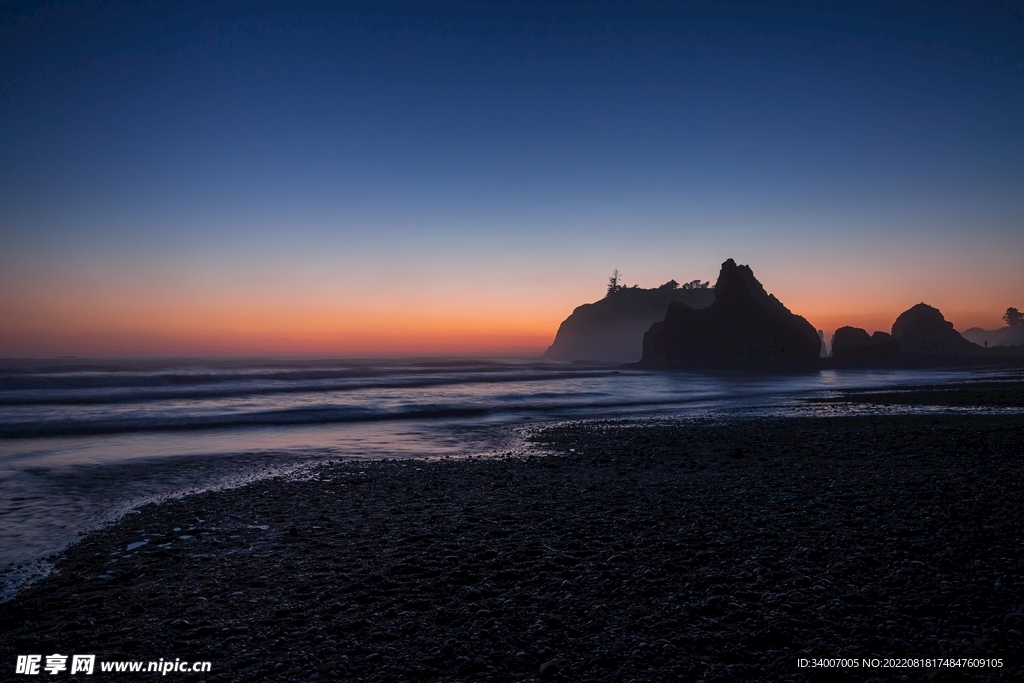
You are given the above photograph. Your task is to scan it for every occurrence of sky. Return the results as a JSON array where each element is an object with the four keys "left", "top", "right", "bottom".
[{"left": 1, "top": 0, "right": 1022, "bottom": 356}]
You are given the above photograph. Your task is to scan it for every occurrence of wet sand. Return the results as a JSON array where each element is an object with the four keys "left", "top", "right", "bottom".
[
  {"left": 2, "top": 413, "right": 1022, "bottom": 682},
  {"left": 821, "top": 380, "right": 1024, "bottom": 408}
]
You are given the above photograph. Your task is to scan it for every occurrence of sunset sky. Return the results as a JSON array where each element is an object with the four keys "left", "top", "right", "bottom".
[{"left": 2, "top": 1, "right": 1022, "bottom": 356}]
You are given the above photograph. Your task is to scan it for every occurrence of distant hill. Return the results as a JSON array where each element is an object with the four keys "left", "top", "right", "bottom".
[
  {"left": 962, "top": 326, "right": 1024, "bottom": 348},
  {"left": 545, "top": 284, "right": 715, "bottom": 362}
]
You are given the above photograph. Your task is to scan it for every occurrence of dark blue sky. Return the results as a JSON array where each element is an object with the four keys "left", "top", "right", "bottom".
[{"left": 1, "top": 1, "right": 1022, "bottom": 354}]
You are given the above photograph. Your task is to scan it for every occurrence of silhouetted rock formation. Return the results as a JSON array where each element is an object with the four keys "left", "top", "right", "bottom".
[
  {"left": 891, "top": 304, "right": 982, "bottom": 356},
  {"left": 638, "top": 259, "right": 822, "bottom": 371},
  {"left": 545, "top": 284, "right": 714, "bottom": 362},
  {"left": 830, "top": 327, "right": 900, "bottom": 363},
  {"left": 962, "top": 325, "right": 1024, "bottom": 348}
]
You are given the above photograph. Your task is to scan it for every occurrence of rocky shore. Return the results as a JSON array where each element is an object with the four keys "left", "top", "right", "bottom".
[{"left": 3, "top": 413, "right": 1022, "bottom": 682}]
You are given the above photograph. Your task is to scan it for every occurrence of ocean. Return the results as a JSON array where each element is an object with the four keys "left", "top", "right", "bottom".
[{"left": 0, "top": 356, "right": 1018, "bottom": 600}]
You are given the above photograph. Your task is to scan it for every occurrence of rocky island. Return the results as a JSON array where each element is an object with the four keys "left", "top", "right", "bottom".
[
  {"left": 545, "top": 281, "right": 714, "bottom": 363},
  {"left": 548, "top": 260, "right": 1020, "bottom": 372},
  {"left": 638, "top": 260, "right": 823, "bottom": 371},
  {"left": 829, "top": 327, "right": 900, "bottom": 365},
  {"left": 829, "top": 304, "right": 1024, "bottom": 369},
  {"left": 891, "top": 303, "right": 984, "bottom": 357}
]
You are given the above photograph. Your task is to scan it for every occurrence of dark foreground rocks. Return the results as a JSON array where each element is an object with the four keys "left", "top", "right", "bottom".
[{"left": 2, "top": 415, "right": 1023, "bottom": 682}]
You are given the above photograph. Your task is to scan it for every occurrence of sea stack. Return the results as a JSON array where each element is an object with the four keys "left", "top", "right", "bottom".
[
  {"left": 639, "top": 259, "right": 822, "bottom": 371},
  {"left": 891, "top": 303, "right": 982, "bottom": 356},
  {"left": 830, "top": 327, "right": 900, "bottom": 364},
  {"left": 545, "top": 284, "right": 715, "bottom": 362}
]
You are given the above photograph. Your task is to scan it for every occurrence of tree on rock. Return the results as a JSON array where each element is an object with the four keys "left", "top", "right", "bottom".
[
  {"left": 606, "top": 269, "right": 623, "bottom": 297},
  {"left": 1005, "top": 307, "right": 1022, "bottom": 327}
]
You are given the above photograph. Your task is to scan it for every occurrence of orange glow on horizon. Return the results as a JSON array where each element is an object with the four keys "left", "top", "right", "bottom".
[
  {"left": 1, "top": 297, "right": 1008, "bottom": 358},
  {"left": 0, "top": 300, "right": 562, "bottom": 357},
  {"left": 1, "top": 254, "right": 1016, "bottom": 357}
]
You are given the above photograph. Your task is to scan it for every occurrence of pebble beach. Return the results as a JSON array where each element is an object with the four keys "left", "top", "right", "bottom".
[{"left": 3, "top": 405, "right": 1022, "bottom": 682}]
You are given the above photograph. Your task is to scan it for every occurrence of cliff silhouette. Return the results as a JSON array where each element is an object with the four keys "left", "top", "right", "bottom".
[
  {"left": 551, "top": 259, "right": 1021, "bottom": 370},
  {"left": 638, "top": 259, "right": 822, "bottom": 371},
  {"left": 545, "top": 283, "right": 714, "bottom": 362}
]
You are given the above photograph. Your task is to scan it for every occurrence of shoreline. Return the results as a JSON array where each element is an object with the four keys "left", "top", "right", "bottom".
[
  {"left": 3, "top": 412, "right": 1022, "bottom": 681},
  {"left": 817, "top": 381, "right": 1024, "bottom": 408}
]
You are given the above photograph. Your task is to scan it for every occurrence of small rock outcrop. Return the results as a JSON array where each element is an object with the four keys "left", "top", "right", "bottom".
[
  {"left": 830, "top": 327, "right": 900, "bottom": 363},
  {"left": 638, "top": 259, "right": 822, "bottom": 371},
  {"left": 545, "top": 284, "right": 715, "bottom": 362},
  {"left": 891, "top": 304, "right": 982, "bottom": 356}
]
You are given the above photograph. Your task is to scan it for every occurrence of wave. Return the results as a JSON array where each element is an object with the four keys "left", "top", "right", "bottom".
[
  {"left": 0, "top": 396, "right": 708, "bottom": 439},
  {"left": 0, "top": 370, "right": 620, "bottom": 406},
  {"left": 0, "top": 358, "right": 606, "bottom": 390}
]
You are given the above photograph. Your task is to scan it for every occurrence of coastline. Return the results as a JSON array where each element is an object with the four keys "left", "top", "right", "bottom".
[
  {"left": 3, "top": 409, "right": 1022, "bottom": 681},
  {"left": 818, "top": 381, "right": 1024, "bottom": 408}
]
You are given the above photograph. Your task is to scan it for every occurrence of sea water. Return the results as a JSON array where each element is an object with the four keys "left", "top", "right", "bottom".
[{"left": 0, "top": 357, "right": 1017, "bottom": 599}]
